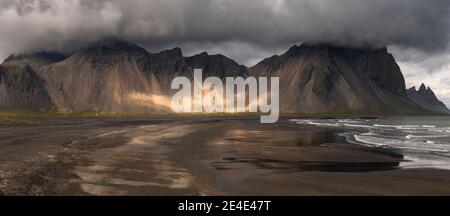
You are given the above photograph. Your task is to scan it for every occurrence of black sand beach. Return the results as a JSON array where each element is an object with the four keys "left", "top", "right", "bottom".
[{"left": 1, "top": 116, "right": 450, "bottom": 195}]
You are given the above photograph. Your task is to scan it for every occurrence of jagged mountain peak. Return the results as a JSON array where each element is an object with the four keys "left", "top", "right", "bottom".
[
  {"left": 36, "top": 39, "right": 186, "bottom": 114},
  {"left": 85, "top": 37, "right": 143, "bottom": 52},
  {"left": 298, "top": 42, "right": 388, "bottom": 52},
  {"left": 186, "top": 52, "right": 235, "bottom": 62},
  {"left": 185, "top": 51, "right": 247, "bottom": 77},
  {"left": 253, "top": 43, "right": 404, "bottom": 95},
  {"left": 0, "top": 39, "right": 437, "bottom": 115},
  {"left": 262, "top": 43, "right": 390, "bottom": 64},
  {"left": 249, "top": 42, "right": 421, "bottom": 114},
  {"left": 155, "top": 47, "right": 183, "bottom": 58},
  {"left": 2, "top": 51, "right": 67, "bottom": 70},
  {"left": 407, "top": 84, "right": 449, "bottom": 114},
  {"left": 148, "top": 47, "right": 185, "bottom": 71},
  {"left": 414, "top": 83, "right": 438, "bottom": 98},
  {"left": 64, "top": 38, "right": 150, "bottom": 68},
  {"left": 409, "top": 86, "right": 417, "bottom": 91},
  {"left": 4, "top": 51, "right": 67, "bottom": 63},
  {"left": 419, "top": 83, "right": 427, "bottom": 92},
  {"left": 282, "top": 43, "right": 390, "bottom": 63}
]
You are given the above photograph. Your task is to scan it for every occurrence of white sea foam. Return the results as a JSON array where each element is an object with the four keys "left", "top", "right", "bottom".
[
  {"left": 343, "top": 123, "right": 374, "bottom": 128},
  {"left": 291, "top": 118, "right": 450, "bottom": 153},
  {"left": 362, "top": 131, "right": 377, "bottom": 136},
  {"left": 353, "top": 135, "right": 449, "bottom": 152},
  {"left": 295, "top": 121, "right": 340, "bottom": 127},
  {"left": 404, "top": 134, "right": 449, "bottom": 139},
  {"left": 373, "top": 124, "right": 395, "bottom": 128},
  {"left": 338, "top": 119, "right": 360, "bottom": 124},
  {"left": 395, "top": 125, "right": 422, "bottom": 129}
]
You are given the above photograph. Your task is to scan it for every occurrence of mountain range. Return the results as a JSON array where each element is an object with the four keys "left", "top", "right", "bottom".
[
  {"left": 407, "top": 84, "right": 450, "bottom": 114},
  {"left": 0, "top": 38, "right": 446, "bottom": 115}
]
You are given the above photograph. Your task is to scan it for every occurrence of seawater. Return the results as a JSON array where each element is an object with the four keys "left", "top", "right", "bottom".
[{"left": 291, "top": 116, "right": 450, "bottom": 169}]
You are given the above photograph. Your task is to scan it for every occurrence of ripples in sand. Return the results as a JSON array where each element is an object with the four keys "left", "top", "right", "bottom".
[{"left": 74, "top": 125, "right": 195, "bottom": 195}]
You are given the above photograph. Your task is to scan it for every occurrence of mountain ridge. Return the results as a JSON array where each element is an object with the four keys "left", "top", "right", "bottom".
[
  {"left": 0, "top": 64, "right": 54, "bottom": 111},
  {"left": 3, "top": 51, "right": 67, "bottom": 70},
  {"left": 407, "top": 83, "right": 449, "bottom": 114},
  {"left": 0, "top": 38, "right": 441, "bottom": 115},
  {"left": 249, "top": 43, "right": 425, "bottom": 114}
]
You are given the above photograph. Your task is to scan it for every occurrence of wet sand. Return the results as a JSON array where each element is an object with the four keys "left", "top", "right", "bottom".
[{"left": 1, "top": 117, "right": 450, "bottom": 195}]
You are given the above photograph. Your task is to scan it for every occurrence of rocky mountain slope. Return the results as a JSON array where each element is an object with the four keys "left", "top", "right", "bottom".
[
  {"left": 0, "top": 39, "right": 436, "bottom": 115},
  {"left": 35, "top": 38, "right": 247, "bottom": 113},
  {"left": 0, "top": 52, "right": 68, "bottom": 112},
  {"left": 249, "top": 44, "right": 425, "bottom": 114},
  {"left": 0, "top": 63, "right": 53, "bottom": 111},
  {"left": 407, "top": 84, "right": 449, "bottom": 114},
  {"left": 37, "top": 39, "right": 185, "bottom": 113}
]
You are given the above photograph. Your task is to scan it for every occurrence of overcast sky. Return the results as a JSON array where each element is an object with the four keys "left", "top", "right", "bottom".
[{"left": 0, "top": 0, "right": 449, "bottom": 105}]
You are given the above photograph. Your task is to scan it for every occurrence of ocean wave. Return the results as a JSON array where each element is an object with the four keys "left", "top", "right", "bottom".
[
  {"left": 395, "top": 125, "right": 422, "bottom": 129},
  {"left": 353, "top": 135, "right": 449, "bottom": 153},
  {"left": 296, "top": 121, "right": 340, "bottom": 127},
  {"left": 338, "top": 119, "right": 361, "bottom": 124},
  {"left": 362, "top": 131, "right": 378, "bottom": 136},
  {"left": 373, "top": 124, "right": 395, "bottom": 128},
  {"left": 405, "top": 134, "right": 450, "bottom": 139},
  {"left": 292, "top": 118, "right": 450, "bottom": 153},
  {"left": 343, "top": 123, "right": 374, "bottom": 128}
]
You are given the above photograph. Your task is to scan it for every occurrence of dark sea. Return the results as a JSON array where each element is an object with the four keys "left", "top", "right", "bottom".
[{"left": 291, "top": 116, "right": 450, "bottom": 169}]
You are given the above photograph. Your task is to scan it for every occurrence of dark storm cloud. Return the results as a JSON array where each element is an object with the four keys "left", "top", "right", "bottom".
[{"left": 0, "top": 0, "right": 449, "bottom": 65}]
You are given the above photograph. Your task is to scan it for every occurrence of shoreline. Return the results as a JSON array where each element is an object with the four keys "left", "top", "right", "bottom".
[
  {"left": 0, "top": 117, "right": 450, "bottom": 195},
  {"left": 1, "top": 109, "right": 449, "bottom": 119}
]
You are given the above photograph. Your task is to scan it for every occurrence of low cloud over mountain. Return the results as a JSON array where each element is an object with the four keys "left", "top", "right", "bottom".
[
  {"left": 1, "top": 0, "right": 449, "bottom": 105},
  {"left": 0, "top": 0, "right": 449, "bottom": 63}
]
